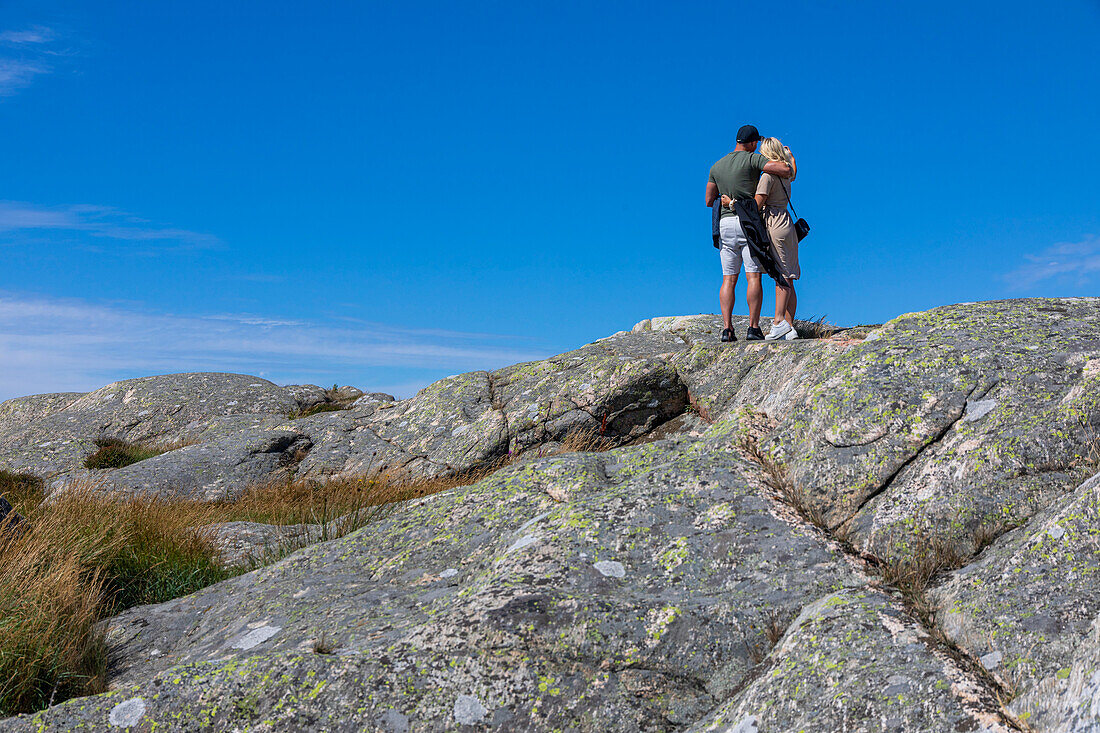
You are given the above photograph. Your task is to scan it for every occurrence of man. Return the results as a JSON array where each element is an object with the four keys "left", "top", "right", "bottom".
[{"left": 705, "top": 124, "right": 793, "bottom": 342}]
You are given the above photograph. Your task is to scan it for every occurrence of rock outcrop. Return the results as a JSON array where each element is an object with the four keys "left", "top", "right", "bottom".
[{"left": 2, "top": 299, "right": 1099, "bottom": 731}]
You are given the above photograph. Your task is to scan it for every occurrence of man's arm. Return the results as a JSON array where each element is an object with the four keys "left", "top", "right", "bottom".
[
  {"left": 706, "top": 181, "right": 719, "bottom": 206},
  {"left": 763, "top": 161, "right": 792, "bottom": 178},
  {"left": 786, "top": 146, "right": 797, "bottom": 180}
]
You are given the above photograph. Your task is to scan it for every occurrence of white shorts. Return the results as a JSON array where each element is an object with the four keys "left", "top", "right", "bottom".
[{"left": 718, "top": 216, "right": 760, "bottom": 276}]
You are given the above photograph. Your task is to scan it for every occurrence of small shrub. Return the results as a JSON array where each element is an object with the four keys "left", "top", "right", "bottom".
[{"left": 83, "top": 437, "right": 164, "bottom": 470}]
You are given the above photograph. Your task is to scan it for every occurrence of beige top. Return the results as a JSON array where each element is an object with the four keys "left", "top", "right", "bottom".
[{"left": 756, "top": 172, "right": 792, "bottom": 208}]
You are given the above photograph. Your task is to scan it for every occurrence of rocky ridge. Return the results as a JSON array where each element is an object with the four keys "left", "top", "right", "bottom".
[{"left": 0, "top": 299, "right": 1098, "bottom": 731}]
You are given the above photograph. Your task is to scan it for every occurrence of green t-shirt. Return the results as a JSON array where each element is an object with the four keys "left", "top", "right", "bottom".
[{"left": 708, "top": 151, "right": 768, "bottom": 218}]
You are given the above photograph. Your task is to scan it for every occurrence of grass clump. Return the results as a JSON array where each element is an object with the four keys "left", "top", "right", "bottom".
[
  {"left": 0, "top": 423, "right": 618, "bottom": 715},
  {"left": 291, "top": 402, "right": 349, "bottom": 419},
  {"left": 83, "top": 437, "right": 165, "bottom": 470},
  {"left": 0, "top": 468, "right": 459, "bottom": 715},
  {"left": 794, "top": 315, "right": 838, "bottom": 340},
  {"left": 737, "top": 430, "right": 838, "bottom": 538},
  {"left": 0, "top": 469, "right": 44, "bottom": 502},
  {"left": 0, "top": 486, "right": 232, "bottom": 714}
]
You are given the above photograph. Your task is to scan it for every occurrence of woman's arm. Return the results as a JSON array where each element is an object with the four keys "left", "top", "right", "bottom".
[
  {"left": 754, "top": 173, "right": 771, "bottom": 209},
  {"left": 720, "top": 194, "right": 732, "bottom": 208},
  {"left": 785, "top": 146, "right": 797, "bottom": 181}
]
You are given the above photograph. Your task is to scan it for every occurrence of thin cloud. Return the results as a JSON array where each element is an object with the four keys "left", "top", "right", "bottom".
[
  {"left": 0, "top": 25, "right": 64, "bottom": 97},
  {"left": 0, "top": 201, "right": 222, "bottom": 250},
  {"left": 0, "top": 27, "right": 55, "bottom": 45},
  {"left": 0, "top": 292, "right": 548, "bottom": 401},
  {"left": 0, "top": 58, "right": 48, "bottom": 96},
  {"left": 1004, "top": 235, "right": 1100, "bottom": 290}
]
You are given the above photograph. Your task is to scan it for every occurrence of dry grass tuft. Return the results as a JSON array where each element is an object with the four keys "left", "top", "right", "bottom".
[
  {"left": 312, "top": 633, "right": 336, "bottom": 655},
  {"left": 0, "top": 469, "right": 463, "bottom": 715},
  {"left": 0, "top": 469, "right": 44, "bottom": 507},
  {"left": 877, "top": 538, "right": 968, "bottom": 618},
  {"left": 0, "top": 485, "right": 232, "bottom": 714},
  {"left": 745, "top": 610, "right": 789, "bottom": 666},
  {"left": 794, "top": 316, "right": 838, "bottom": 340},
  {"left": 560, "top": 425, "right": 616, "bottom": 453},
  {"left": 288, "top": 387, "right": 362, "bottom": 419},
  {"left": 763, "top": 611, "right": 787, "bottom": 647},
  {"left": 0, "top": 423, "right": 620, "bottom": 714},
  {"left": 83, "top": 437, "right": 165, "bottom": 470},
  {"left": 879, "top": 515, "right": 1019, "bottom": 622},
  {"left": 737, "top": 431, "right": 836, "bottom": 537},
  {"left": 1077, "top": 414, "right": 1100, "bottom": 473},
  {"left": 290, "top": 402, "right": 349, "bottom": 419}
]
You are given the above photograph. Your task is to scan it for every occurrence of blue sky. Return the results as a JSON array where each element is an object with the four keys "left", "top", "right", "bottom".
[{"left": 0, "top": 1, "right": 1097, "bottom": 400}]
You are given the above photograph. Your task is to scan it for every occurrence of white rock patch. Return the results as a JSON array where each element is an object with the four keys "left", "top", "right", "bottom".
[
  {"left": 594, "top": 560, "right": 626, "bottom": 578},
  {"left": 962, "top": 399, "right": 997, "bottom": 423},
  {"left": 453, "top": 694, "right": 488, "bottom": 724},
  {"left": 439, "top": 568, "right": 459, "bottom": 578},
  {"left": 729, "top": 714, "right": 760, "bottom": 733},
  {"left": 108, "top": 697, "right": 146, "bottom": 728},
  {"left": 506, "top": 535, "right": 540, "bottom": 554},
  {"left": 232, "top": 624, "right": 281, "bottom": 650}
]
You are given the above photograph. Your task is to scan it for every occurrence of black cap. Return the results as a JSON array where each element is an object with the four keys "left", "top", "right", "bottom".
[{"left": 736, "top": 124, "right": 762, "bottom": 144}]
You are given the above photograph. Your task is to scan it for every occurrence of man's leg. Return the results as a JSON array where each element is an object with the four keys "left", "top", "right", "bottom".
[
  {"left": 720, "top": 274, "right": 738, "bottom": 330},
  {"left": 746, "top": 273, "right": 763, "bottom": 328}
]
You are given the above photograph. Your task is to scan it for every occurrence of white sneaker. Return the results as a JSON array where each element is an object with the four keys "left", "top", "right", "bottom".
[
  {"left": 764, "top": 320, "right": 793, "bottom": 341},
  {"left": 784, "top": 323, "right": 799, "bottom": 340}
]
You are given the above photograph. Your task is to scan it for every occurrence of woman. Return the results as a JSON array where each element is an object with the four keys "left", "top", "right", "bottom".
[{"left": 755, "top": 137, "right": 799, "bottom": 340}]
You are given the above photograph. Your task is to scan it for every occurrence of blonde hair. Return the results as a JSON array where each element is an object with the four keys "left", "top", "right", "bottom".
[{"left": 760, "top": 137, "right": 795, "bottom": 180}]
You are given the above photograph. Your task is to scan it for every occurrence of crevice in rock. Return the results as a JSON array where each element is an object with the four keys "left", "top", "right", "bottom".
[
  {"left": 612, "top": 662, "right": 712, "bottom": 699},
  {"left": 737, "top": 416, "right": 1034, "bottom": 732},
  {"left": 821, "top": 429, "right": 888, "bottom": 449},
  {"left": 360, "top": 425, "right": 456, "bottom": 474},
  {"left": 276, "top": 435, "right": 314, "bottom": 472},
  {"left": 485, "top": 370, "right": 511, "bottom": 458},
  {"left": 837, "top": 384, "right": 979, "bottom": 531}
]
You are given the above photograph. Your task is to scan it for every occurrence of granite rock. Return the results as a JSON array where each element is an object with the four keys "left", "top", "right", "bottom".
[{"left": 3, "top": 299, "right": 1100, "bottom": 731}]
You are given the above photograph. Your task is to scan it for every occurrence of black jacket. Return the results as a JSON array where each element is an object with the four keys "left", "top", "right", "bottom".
[
  {"left": 732, "top": 198, "right": 791, "bottom": 289},
  {"left": 712, "top": 198, "right": 722, "bottom": 249}
]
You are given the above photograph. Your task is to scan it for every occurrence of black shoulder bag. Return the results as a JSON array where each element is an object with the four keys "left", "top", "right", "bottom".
[{"left": 776, "top": 174, "right": 810, "bottom": 242}]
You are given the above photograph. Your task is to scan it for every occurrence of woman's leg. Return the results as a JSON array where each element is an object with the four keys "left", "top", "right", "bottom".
[
  {"left": 775, "top": 284, "right": 789, "bottom": 324},
  {"left": 785, "top": 284, "right": 797, "bottom": 325}
]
